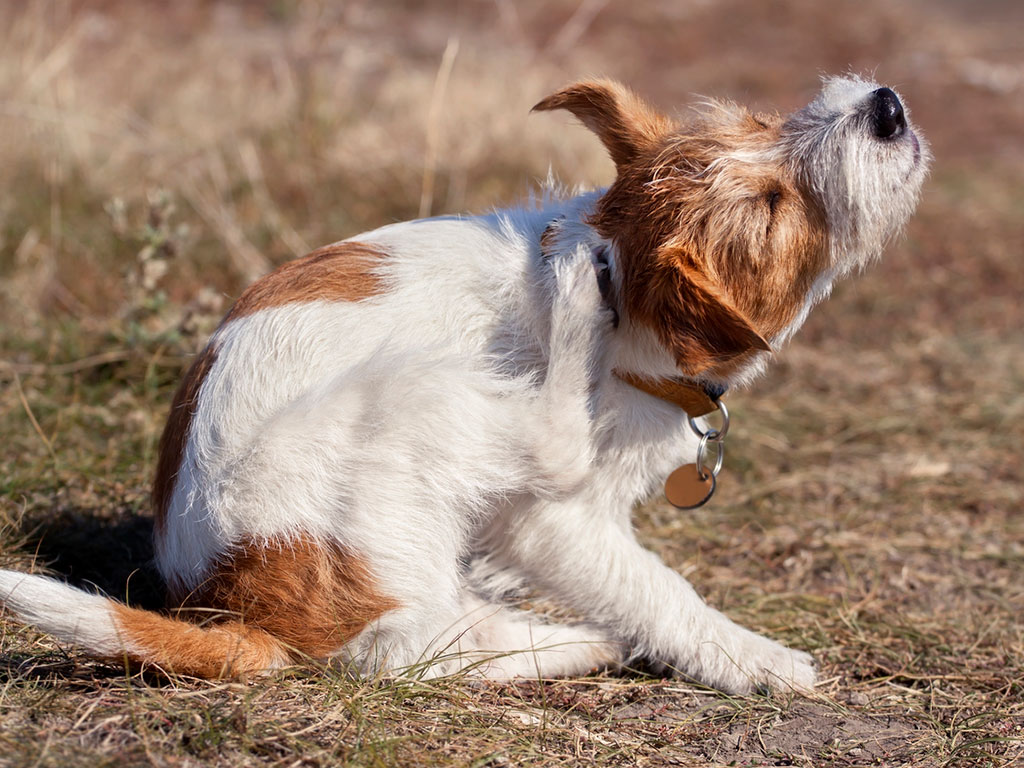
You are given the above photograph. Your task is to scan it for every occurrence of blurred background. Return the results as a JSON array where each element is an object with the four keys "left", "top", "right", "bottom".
[
  {"left": 0, "top": 1, "right": 1021, "bottom": 764},
  {"left": 2, "top": 0, "right": 1023, "bottom": 636},
  {"left": 1, "top": 0, "right": 1021, "bottom": 343}
]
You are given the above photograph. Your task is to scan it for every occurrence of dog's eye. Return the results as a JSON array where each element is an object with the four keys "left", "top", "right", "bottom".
[{"left": 764, "top": 190, "right": 782, "bottom": 240}]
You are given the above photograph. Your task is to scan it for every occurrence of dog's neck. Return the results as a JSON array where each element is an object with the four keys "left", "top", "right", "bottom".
[{"left": 540, "top": 212, "right": 729, "bottom": 417}]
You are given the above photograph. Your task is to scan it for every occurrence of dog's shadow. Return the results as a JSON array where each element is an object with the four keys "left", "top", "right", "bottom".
[
  {"left": 1, "top": 506, "right": 165, "bottom": 683},
  {"left": 19, "top": 506, "right": 165, "bottom": 611}
]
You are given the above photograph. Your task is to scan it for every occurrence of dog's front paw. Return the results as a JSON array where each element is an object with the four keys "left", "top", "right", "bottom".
[
  {"left": 749, "top": 638, "right": 817, "bottom": 694},
  {"left": 710, "top": 629, "right": 817, "bottom": 695}
]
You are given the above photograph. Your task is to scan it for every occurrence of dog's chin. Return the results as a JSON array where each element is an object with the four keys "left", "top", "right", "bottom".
[{"left": 704, "top": 347, "right": 773, "bottom": 391}]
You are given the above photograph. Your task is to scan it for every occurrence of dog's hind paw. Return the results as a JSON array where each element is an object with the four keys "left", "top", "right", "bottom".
[
  {"left": 546, "top": 248, "right": 615, "bottom": 377},
  {"left": 551, "top": 248, "right": 608, "bottom": 319}
]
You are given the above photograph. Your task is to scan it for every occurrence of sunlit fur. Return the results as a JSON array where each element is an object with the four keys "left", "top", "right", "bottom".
[{"left": 0, "top": 76, "right": 928, "bottom": 693}]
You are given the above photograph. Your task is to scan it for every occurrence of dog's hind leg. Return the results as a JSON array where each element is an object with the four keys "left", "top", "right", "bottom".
[
  {"left": 448, "top": 595, "right": 623, "bottom": 679},
  {"left": 527, "top": 247, "right": 615, "bottom": 495},
  {"left": 345, "top": 592, "right": 621, "bottom": 680}
]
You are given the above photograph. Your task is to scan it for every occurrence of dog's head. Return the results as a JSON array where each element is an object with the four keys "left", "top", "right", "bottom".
[{"left": 534, "top": 76, "right": 930, "bottom": 379}]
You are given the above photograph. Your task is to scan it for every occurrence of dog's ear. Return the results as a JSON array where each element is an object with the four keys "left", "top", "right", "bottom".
[
  {"left": 638, "top": 246, "right": 771, "bottom": 376},
  {"left": 532, "top": 80, "right": 673, "bottom": 171}
]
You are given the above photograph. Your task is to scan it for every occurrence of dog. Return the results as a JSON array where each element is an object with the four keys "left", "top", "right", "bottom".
[{"left": 0, "top": 75, "right": 928, "bottom": 694}]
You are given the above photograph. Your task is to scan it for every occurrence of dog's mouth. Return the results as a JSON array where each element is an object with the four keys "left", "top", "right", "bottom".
[{"left": 901, "top": 130, "right": 925, "bottom": 184}]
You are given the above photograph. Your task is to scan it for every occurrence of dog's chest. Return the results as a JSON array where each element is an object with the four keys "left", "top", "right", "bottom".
[{"left": 592, "top": 385, "right": 700, "bottom": 507}]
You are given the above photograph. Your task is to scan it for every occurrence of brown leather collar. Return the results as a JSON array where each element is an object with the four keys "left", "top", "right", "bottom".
[{"left": 613, "top": 370, "right": 724, "bottom": 417}]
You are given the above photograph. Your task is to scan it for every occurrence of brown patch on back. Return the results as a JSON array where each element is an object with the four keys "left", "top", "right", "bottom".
[
  {"left": 224, "top": 240, "right": 387, "bottom": 321},
  {"left": 152, "top": 344, "right": 218, "bottom": 532},
  {"left": 112, "top": 537, "right": 399, "bottom": 678},
  {"left": 152, "top": 240, "right": 389, "bottom": 531},
  {"left": 173, "top": 536, "right": 400, "bottom": 660}
]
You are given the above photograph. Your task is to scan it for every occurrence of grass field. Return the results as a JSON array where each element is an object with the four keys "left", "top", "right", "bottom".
[{"left": 1, "top": 0, "right": 1022, "bottom": 765}]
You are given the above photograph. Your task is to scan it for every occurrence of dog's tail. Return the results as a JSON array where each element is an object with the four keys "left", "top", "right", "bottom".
[{"left": 0, "top": 569, "right": 290, "bottom": 678}]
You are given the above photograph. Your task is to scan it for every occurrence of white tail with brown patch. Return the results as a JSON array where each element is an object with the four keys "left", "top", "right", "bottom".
[{"left": 0, "top": 570, "right": 289, "bottom": 677}]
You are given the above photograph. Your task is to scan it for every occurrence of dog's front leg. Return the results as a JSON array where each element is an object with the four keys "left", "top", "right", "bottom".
[{"left": 497, "top": 497, "right": 817, "bottom": 694}]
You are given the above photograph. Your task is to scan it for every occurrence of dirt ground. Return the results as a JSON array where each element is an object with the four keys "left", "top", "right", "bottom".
[{"left": 1, "top": 1, "right": 1022, "bottom": 766}]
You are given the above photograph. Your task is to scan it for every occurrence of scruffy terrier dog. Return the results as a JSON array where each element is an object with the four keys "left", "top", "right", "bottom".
[{"left": 0, "top": 75, "right": 928, "bottom": 694}]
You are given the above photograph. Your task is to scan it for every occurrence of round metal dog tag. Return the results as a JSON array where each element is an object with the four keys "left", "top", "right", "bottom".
[{"left": 665, "top": 464, "right": 716, "bottom": 509}]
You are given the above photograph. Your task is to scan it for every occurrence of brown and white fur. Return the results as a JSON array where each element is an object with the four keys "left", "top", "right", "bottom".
[{"left": 0, "top": 75, "right": 929, "bottom": 693}]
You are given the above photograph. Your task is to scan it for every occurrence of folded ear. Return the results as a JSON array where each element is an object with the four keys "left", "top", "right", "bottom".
[
  {"left": 635, "top": 247, "right": 771, "bottom": 376},
  {"left": 532, "top": 80, "right": 674, "bottom": 171}
]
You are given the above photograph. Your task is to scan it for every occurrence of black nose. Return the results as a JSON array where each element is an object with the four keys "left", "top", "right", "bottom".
[{"left": 872, "top": 87, "right": 906, "bottom": 139}]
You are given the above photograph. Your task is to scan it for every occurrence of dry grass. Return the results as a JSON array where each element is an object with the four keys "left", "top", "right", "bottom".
[{"left": 1, "top": 0, "right": 1022, "bottom": 766}]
